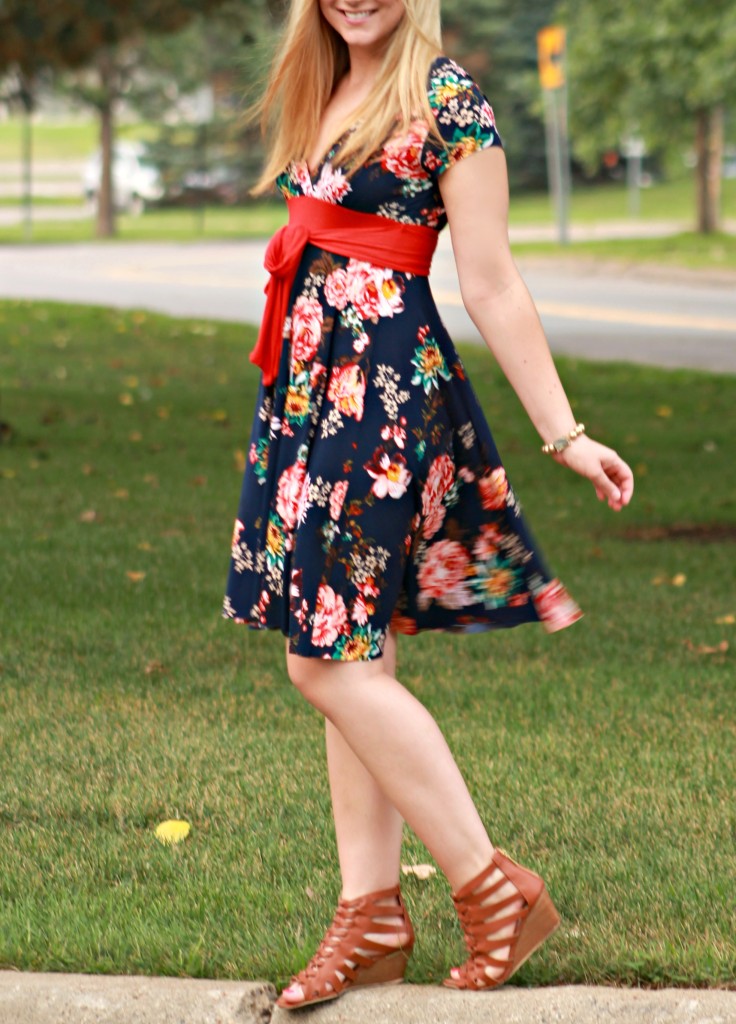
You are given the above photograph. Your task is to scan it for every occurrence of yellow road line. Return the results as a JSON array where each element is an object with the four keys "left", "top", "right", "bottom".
[{"left": 431, "top": 290, "right": 736, "bottom": 333}]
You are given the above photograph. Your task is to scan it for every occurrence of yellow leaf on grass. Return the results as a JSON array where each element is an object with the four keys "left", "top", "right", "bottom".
[
  {"left": 656, "top": 405, "right": 673, "bottom": 418},
  {"left": 684, "top": 639, "right": 728, "bottom": 656},
  {"left": 155, "top": 819, "right": 190, "bottom": 845},
  {"left": 671, "top": 573, "right": 687, "bottom": 587},
  {"left": 156, "top": 406, "right": 171, "bottom": 419},
  {"left": 119, "top": 393, "right": 134, "bottom": 406},
  {"left": 113, "top": 488, "right": 129, "bottom": 499},
  {"left": 233, "top": 449, "right": 246, "bottom": 473},
  {"left": 79, "top": 509, "right": 97, "bottom": 523},
  {"left": 137, "top": 541, "right": 154, "bottom": 551},
  {"left": 123, "top": 375, "right": 139, "bottom": 388},
  {"left": 715, "top": 614, "right": 735, "bottom": 625},
  {"left": 129, "top": 431, "right": 143, "bottom": 442},
  {"left": 126, "top": 571, "right": 146, "bottom": 582},
  {"left": 401, "top": 864, "right": 437, "bottom": 880}
]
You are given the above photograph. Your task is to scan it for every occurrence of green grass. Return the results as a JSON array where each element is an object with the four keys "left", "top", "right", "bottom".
[
  {"left": 513, "top": 232, "right": 736, "bottom": 272},
  {"left": 0, "top": 196, "right": 86, "bottom": 207},
  {"left": 0, "top": 120, "right": 158, "bottom": 162},
  {"left": 510, "top": 174, "right": 736, "bottom": 227},
  {"left": 0, "top": 202, "right": 288, "bottom": 244},
  {"left": 1, "top": 301, "right": 735, "bottom": 988}
]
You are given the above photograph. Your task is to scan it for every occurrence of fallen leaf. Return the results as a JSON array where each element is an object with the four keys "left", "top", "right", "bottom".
[
  {"left": 144, "top": 659, "right": 166, "bottom": 675},
  {"left": 715, "top": 614, "right": 735, "bottom": 625},
  {"left": 79, "top": 509, "right": 98, "bottom": 523},
  {"left": 190, "top": 475, "right": 207, "bottom": 487},
  {"left": 143, "top": 474, "right": 159, "bottom": 487},
  {"left": 683, "top": 639, "right": 728, "bottom": 656},
  {"left": 156, "top": 406, "right": 170, "bottom": 420},
  {"left": 656, "top": 405, "right": 673, "bottom": 418},
  {"left": 401, "top": 864, "right": 437, "bottom": 880},
  {"left": 305, "top": 886, "right": 316, "bottom": 901},
  {"left": 113, "top": 488, "right": 129, "bottom": 499},
  {"left": 233, "top": 449, "right": 246, "bottom": 473},
  {"left": 119, "top": 393, "right": 134, "bottom": 406},
  {"left": 154, "top": 819, "right": 190, "bottom": 845},
  {"left": 671, "top": 573, "right": 687, "bottom": 587},
  {"left": 129, "top": 431, "right": 143, "bottom": 442},
  {"left": 137, "top": 541, "right": 154, "bottom": 552},
  {"left": 126, "top": 571, "right": 146, "bottom": 582},
  {"left": 81, "top": 463, "right": 95, "bottom": 476},
  {"left": 123, "top": 375, "right": 139, "bottom": 388}
]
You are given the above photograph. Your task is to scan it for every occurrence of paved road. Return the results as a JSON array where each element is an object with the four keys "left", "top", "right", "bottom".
[{"left": 1, "top": 239, "right": 735, "bottom": 372}]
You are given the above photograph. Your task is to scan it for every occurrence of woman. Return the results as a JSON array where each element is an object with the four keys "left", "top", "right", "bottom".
[{"left": 224, "top": 0, "right": 634, "bottom": 1009}]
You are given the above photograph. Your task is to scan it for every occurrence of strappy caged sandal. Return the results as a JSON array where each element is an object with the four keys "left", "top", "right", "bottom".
[
  {"left": 444, "top": 846, "right": 560, "bottom": 990},
  {"left": 276, "top": 884, "right": 415, "bottom": 1010}
]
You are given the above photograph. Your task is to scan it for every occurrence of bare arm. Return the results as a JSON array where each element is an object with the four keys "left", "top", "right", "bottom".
[{"left": 439, "top": 147, "right": 634, "bottom": 511}]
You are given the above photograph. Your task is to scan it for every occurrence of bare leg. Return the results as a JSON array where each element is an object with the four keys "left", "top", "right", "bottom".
[
  {"left": 280, "top": 634, "right": 408, "bottom": 1005},
  {"left": 287, "top": 650, "right": 494, "bottom": 889},
  {"left": 285, "top": 642, "right": 522, "bottom": 990}
]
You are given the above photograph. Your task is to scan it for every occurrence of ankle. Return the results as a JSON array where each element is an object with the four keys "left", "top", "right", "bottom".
[{"left": 446, "top": 842, "right": 496, "bottom": 894}]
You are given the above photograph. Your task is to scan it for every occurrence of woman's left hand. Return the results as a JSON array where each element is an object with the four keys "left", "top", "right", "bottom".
[{"left": 554, "top": 436, "right": 634, "bottom": 511}]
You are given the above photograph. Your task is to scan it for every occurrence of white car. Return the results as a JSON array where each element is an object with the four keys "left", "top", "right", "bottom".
[{"left": 82, "top": 141, "right": 164, "bottom": 214}]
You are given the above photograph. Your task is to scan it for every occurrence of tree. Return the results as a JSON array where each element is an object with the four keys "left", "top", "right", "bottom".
[
  {"left": 442, "top": 0, "right": 558, "bottom": 191},
  {"left": 0, "top": 0, "right": 236, "bottom": 236},
  {"left": 560, "top": 0, "right": 736, "bottom": 232}
]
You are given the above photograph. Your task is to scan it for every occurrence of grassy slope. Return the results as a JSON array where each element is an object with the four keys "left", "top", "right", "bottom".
[{"left": 0, "top": 300, "right": 734, "bottom": 987}]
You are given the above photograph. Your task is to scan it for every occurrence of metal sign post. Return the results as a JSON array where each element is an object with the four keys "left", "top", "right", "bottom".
[{"left": 537, "top": 26, "right": 571, "bottom": 246}]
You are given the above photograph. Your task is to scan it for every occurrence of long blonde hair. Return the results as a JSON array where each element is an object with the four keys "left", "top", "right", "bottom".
[{"left": 252, "top": 0, "right": 443, "bottom": 194}]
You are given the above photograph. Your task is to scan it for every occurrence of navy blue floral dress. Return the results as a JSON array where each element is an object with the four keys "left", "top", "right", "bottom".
[{"left": 223, "top": 56, "right": 582, "bottom": 661}]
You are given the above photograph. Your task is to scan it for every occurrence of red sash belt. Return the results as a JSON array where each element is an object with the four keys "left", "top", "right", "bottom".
[{"left": 250, "top": 194, "right": 439, "bottom": 385}]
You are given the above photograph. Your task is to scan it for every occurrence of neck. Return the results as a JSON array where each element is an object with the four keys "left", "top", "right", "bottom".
[{"left": 344, "top": 44, "right": 385, "bottom": 91}]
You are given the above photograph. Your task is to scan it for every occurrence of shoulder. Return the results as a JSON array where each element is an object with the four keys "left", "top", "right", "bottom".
[
  {"left": 426, "top": 56, "right": 493, "bottom": 113},
  {"left": 420, "top": 55, "right": 503, "bottom": 177}
]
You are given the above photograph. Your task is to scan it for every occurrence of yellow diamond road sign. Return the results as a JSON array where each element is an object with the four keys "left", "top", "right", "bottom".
[{"left": 537, "top": 26, "right": 566, "bottom": 90}]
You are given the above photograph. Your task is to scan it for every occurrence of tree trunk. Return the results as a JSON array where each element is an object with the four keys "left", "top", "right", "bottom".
[
  {"left": 96, "top": 50, "right": 117, "bottom": 239},
  {"left": 694, "top": 106, "right": 724, "bottom": 234},
  {"left": 19, "top": 73, "right": 34, "bottom": 243}
]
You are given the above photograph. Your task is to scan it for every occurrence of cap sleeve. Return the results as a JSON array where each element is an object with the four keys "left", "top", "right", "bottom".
[{"left": 421, "top": 57, "right": 503, "bottom": 179}]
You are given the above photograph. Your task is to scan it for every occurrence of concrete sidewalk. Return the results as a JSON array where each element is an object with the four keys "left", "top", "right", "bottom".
[{"left": 1, "top": 972, "right": 735, "bottom": 1024}]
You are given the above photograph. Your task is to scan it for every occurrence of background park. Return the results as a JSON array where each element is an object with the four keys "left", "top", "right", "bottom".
[{"left": 0, "top": 0, "right": 734, "bottom": 1006}]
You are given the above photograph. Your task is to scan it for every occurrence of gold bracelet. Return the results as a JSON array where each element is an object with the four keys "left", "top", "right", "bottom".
[{"left": 541, "top": 422, "right": 586, "bottom": 455}]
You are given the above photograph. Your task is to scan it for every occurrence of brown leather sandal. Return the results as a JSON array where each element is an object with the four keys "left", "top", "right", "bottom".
[
  {"left": 276, "top": 884, "right": 415, "bottom": 1010},
  {"left": 443, "top": 847, "right": 560, "bottom": 990}
]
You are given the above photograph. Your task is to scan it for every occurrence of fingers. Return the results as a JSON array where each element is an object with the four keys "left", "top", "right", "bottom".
[{"left": 595, "top": 455, "right": 634, "bottom": 510}]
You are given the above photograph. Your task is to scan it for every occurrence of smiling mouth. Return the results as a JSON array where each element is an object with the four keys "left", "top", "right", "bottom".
[{"left": 339, "top": 9, "right": 377, "bottom": 22}]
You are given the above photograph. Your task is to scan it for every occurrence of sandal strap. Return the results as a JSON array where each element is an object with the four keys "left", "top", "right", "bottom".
[{"left": 284, "top": 884, "right": 415, "bottom": 1004}]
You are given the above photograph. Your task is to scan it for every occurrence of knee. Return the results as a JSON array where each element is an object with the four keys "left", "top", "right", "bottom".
[{"left": 286, "top": 651, "right": 326, "bottom": 705}]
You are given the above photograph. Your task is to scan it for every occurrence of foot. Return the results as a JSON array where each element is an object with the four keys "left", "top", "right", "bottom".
[
  {"left": 448, "top": 864, "right": 525, "bottom": 985},
  {"left": 445, "top": 847, "right": 558, "bottom": 991},
  {"left": 278, "top": 890, "right": 414, "bottom": 1008}
]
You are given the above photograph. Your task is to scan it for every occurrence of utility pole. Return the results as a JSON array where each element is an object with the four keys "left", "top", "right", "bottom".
[{"left": 537, "top": 26, "right": 572, "bottom": 246}]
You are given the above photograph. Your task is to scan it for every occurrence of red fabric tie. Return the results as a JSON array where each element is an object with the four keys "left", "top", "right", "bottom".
[{"left": 250, "top": 194, "right": 439, "bottom": 386}]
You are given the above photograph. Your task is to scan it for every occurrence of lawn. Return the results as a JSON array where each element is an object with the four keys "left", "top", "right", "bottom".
[{"left": 0, "top": 300, "right": 734, "bottom": 989}]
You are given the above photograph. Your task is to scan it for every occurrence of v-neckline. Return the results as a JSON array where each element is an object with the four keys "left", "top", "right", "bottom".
[{"left": 305, "top": 126, "right": 356, "bottom": 179}]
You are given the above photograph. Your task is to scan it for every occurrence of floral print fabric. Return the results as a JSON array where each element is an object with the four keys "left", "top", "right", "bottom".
[{"left": 223, "top": 56, "right": 582, "bottom": 660}]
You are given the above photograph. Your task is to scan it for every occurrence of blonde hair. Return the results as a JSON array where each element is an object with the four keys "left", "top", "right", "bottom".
[{"left": 252, "top": 0, "right": 443, "bottom": 194}]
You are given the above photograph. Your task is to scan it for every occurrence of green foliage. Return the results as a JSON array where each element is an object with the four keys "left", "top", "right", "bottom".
[
  {"left": 0, "top": 0, "right": 236, "bottom": 74},
  {"left": 442, "top": 0, "right": 559, "bottom": 189},
  {"left": 559, "top": 0, "right": 736, "bottom": 167}
]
